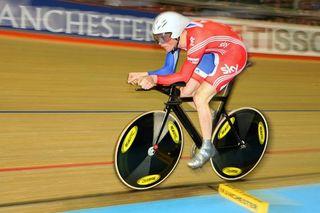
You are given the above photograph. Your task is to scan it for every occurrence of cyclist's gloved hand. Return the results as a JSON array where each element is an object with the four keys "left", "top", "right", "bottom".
[
  {"left": 138, "top": 75, "right": 157, "bottom": 90},
  {"left": 128, "top": 72, "right": 148, "bottom": 85}
]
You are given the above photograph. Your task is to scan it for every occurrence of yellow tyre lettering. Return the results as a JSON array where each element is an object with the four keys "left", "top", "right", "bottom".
[
  {"left": 121, "top": 126, "right": 138, "bottom": 154},
  {"left": 222, "top": 167, "right": 242, "bottom": 176},
  {"left": 168, "top": 121, "right": 180, "bottom": 144},
  {"left": 218, "top": 117, "right": 236, "bottom": 139},
  {"left": 258, "top": 122, "right": 266, "bottom": 145},
  {"left": 137, "top": 174, "right": 161, "bottom": 185}
]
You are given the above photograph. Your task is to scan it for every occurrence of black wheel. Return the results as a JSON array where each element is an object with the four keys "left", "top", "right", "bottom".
[
  {"left": 210, "top": 107, "right": 268, "bottom": 180},
  {"left": 114, "top": 111, "right": 183, "bottom": 190}
]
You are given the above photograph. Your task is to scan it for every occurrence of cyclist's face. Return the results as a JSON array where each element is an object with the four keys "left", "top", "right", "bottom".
[
  {"left": 153, "top": 32, "right": 177, "bottom": 52},
  {"left": 160, "top": 39, "right": 178, "bottom": 52},
  {"left": 153, "top": 32, "right": 172, "bottom": 44}
]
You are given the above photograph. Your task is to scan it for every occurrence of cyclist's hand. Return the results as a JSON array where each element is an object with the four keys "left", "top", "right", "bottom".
[
  {"left": 138, "top": 75, "right": 157, "bottom": 90},
  {"left": 128, "top": 72, "right": 148, "bottom": 85}
]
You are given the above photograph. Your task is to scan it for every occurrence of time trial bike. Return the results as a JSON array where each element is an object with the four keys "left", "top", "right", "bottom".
[{"left": 114, "top": 64, "right": 268, "bottom": 190}]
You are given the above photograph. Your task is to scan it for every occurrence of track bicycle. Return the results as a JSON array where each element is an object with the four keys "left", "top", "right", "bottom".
[{"left": 114, "top": 65, "right": 268, "bottom": 190}]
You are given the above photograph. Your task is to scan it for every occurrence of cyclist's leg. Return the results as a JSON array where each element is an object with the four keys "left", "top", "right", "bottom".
[
  {"left": 187, "top": 82, "right": 217, "bottom": 169},
  {"left": 180, "top": 78, "right": 200, "bottom": 110},
  {"left": 187, "top": 54, "right": 218, "bottom": 169},
  {"left": 181, "top": 53, "right": 216, "bottom": 111},
  {"left": 194, "top": 83, "right": 217, "bottom": 140},
  {"left": 202, "top": 46, "right": 247, "bottom": 139},
  {"left": 188, "top": 47, "right": 247, "bottom": 169}
]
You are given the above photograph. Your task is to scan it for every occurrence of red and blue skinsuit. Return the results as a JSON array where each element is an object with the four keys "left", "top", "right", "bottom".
[{"left": 149, "top": 20, "right": 247, "bottom": 93}]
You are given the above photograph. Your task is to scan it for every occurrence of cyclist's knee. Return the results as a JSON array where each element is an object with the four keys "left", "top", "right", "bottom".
[
  {"left": 193, "top": 92, "right": 207, "bottom": 108},
  {"left": 180, "top": 87, "right": 194, "bottom": 97},
  {"left": 180, "top": 78, "right": 200, "bottom": 97},
  {"left": 193, "top": 89, "right": 215, "bottom": 109}
]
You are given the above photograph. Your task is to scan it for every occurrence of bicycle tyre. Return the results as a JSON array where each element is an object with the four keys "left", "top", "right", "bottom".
[
  {"left": 210, "top": 107, "right": 268, "bottom": 180},
  {"left": 114, "top": 110, "right": 183, "bottom": 190}
]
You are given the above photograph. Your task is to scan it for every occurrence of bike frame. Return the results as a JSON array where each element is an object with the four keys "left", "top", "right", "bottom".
[{"left": 149, "top": 79, "right": 237, "bottom": 149}]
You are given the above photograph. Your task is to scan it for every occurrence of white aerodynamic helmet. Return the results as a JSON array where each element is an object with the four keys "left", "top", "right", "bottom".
[{"left": 152, "top": 11, "right": 191, "bottom": 43}]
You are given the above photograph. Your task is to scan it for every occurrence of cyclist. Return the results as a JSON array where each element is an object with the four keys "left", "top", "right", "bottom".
[{"left": 128, "top": 11, "right": 247, "bottom": 169}]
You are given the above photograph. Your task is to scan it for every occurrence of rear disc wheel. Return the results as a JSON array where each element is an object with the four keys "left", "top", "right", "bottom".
[{"left": 210, "top": 107, "right": 268, "bottom": 180}]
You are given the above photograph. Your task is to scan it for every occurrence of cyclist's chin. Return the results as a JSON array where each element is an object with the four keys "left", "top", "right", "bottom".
[{"left": 161, "top": 44, "right": 175, "bottom": 53}]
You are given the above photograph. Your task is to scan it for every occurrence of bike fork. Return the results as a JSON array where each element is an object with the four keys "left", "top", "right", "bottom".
[{"left": 154, "top": 107, "right": 172, "bottom": 145}]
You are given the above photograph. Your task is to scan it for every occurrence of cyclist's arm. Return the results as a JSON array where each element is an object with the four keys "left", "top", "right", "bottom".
[
  {"left": 148, "top": 49, "right": 180, "bottom": 76},
  {"left": 156, "top": 49, "right": 205, "bottom": 85}
]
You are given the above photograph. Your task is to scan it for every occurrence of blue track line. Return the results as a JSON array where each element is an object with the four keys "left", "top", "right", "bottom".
[{"left": 66, "top": 183, "right": 320, "bottom": 213}]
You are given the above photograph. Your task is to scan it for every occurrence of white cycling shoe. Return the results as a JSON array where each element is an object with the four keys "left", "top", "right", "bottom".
[{"left": 187, "top": 140, "right": 217, "bottom": 169}]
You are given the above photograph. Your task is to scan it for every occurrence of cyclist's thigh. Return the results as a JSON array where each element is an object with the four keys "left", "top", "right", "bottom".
[
  {"left": 205, "top": 46, "right": 247, "bottom": 93},
  {"left": 181, "top": 78, "right": 200, "bottom": 97}
]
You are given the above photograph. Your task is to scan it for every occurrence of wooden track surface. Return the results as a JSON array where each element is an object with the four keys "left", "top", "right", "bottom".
[{"left": 0, "top": 36, "right": 319, "bottom": 212}]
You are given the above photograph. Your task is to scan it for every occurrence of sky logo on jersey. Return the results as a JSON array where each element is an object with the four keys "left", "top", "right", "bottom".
[{"left": 221, "top": 64, "right": 238, "bottom": 74}]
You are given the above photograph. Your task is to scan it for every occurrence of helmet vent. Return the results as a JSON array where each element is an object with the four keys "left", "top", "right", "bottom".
[{"left": 160, "top": 20, "right": 167, "bottom": 29}]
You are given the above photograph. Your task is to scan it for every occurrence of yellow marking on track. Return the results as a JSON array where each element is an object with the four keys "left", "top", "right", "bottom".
[{"left": 219, "top": 184, "right": 269, "bottom": 213}]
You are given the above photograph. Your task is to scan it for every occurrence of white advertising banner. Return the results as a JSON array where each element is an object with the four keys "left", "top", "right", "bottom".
[
  {"left": 0, "top": 0, "right": 319, "bottom": 57},
  {"left": 0, "top": 1, "right": 154, "bottom": 41},
  {"left": 209, "top": 17, "right": 320, "bottom": 57}
]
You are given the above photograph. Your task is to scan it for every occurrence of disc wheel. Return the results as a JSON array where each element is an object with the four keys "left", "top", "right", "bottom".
[
  {"left": 114, "top": 111, "right": 183, "bottom": 190},
  {"left": 210, "top": 107, "right": 268, "bottom": 180}
]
